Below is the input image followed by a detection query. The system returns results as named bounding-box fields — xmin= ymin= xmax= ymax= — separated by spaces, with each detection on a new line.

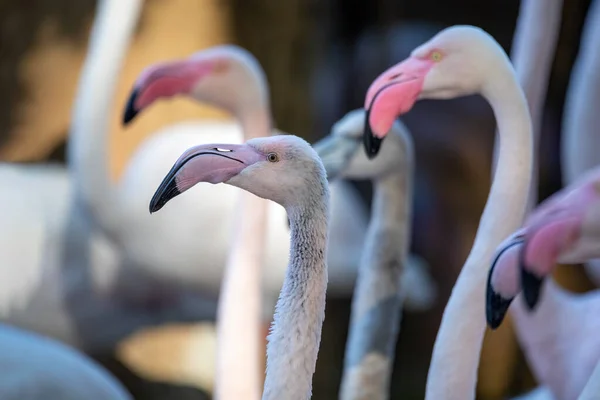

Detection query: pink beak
xmin=123 ymin=59 xmax=214 ymax=125
xmin=149 ymin=143 xmax=264 ymax=213
xmin=363 ymin=56 xmax=434 ymax=158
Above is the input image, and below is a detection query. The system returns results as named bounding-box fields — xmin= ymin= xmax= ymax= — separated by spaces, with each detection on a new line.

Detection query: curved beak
xmin=123 ymin=59 xmax=214 ymax=125
xmin=149 ymin=143 xmax=263 ymax=213
xmin=519 ymin=215 xmax=580 ymax=311
xmin=123 ymin=88 xmax=140 ymax=125
xmin=519 ymin=236 xmax=545 ymax=312
xmin=363 ymin=56 xmax=434 ymax=158
xmin=313 ymin=134 xmax=360 ymax=180
xmin=486 ymin=235 xmax=524 ymax=329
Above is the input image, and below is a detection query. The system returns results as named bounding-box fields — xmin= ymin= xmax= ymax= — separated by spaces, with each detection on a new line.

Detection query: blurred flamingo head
xmin=123 ymin=45 xmax=269 ymax=125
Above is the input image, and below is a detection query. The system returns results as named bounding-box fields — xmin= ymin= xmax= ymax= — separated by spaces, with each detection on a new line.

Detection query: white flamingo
xmin=148 ymin=134 xmax=331 ymax=399
xmin=363 ymin=25 xmax=533 ymax=399
xmin=314 ymin=108 xmax=437 ymax=400
xmin=486 ymin=1 xmax=600 ymax=399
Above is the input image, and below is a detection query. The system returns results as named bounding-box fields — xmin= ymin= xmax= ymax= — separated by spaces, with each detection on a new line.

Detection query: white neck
xmin=491 ymin=0 xmax=562 ymax=211
xmin=262 ymin=200 xmax=329 ymax=400
xmin=67 ymin=0 xmax=142 ymax=234
xmin=504 ymin=0 xmax=567 ymax=368
xmin=561 ymin=0 xmax=600 ymax=282
xmin=562 ymin=0 xmax=600 ymax=184
xmin=215 ymin=106 xmax=272 ymax=400
xmin=340 ymin=134 xmax=414 ymax=399
xmin=425 ymin=63 xmax=533 ymax=399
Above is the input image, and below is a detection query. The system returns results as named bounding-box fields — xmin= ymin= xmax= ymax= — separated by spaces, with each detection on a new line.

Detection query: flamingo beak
xmin=519 ymin=242 xmax=545 ymax=311
xmin=313 ymin=134 xmax=360 ymax=180
xmin=363 ymin=57 xmax=434 ymax=158
xmin=149 ymin=143 xmax=264 ymax=213
xmin=123 ymin=59 xmax=214 ymax=125
xmin=486 ymin=237 xmax=524 ymax=329
xmin=518 ymin=215 xmax=581 ymax=311
xmin=123 ymin=88 xmax=140 ymax=125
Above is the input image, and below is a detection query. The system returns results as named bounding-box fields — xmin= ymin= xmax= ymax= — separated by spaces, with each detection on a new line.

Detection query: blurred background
xmin=0 ymin=0 xmax=596 ymax=399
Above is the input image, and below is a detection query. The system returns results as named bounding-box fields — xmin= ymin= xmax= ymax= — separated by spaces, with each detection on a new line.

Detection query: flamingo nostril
xmin=389 ymin=72 xmax=403 ymax=80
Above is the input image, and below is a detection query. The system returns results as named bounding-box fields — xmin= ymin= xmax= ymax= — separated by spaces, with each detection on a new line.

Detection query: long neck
xmin=562 ymin=0 xmax=600 ymax=184
xmin=67 ymin=0 xmax=142 ymax=233
xmin=561 ymin=0 xmax=600 ymax=282
xmin=215 ymin=106 xmax=272 ymax=400
xmin=261 ymin=197 xmax=330 ymax=400
xmin=491 ymin=0 xmax=562 ymax=211
xmin=340 ymin=138 xmax=413 ymax=400
xmin=425 ymin=66 xmax=533 ymax=399
xmin=506 ymin=0 xmax=566 ymax=354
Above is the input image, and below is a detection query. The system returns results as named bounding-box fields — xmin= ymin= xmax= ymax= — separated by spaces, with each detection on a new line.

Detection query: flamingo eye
xmin=431 ymin=51 xmax=443 ymax=62
xmin=267 ymin=153 xmax=279 ymax=162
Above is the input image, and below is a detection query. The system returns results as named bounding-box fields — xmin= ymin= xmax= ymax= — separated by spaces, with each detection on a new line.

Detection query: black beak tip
xmin=362 ymin=108 xmax=383 ymax=159
xmin=520 ymin=267 xmax=544 ymax=311
xmin=148 ymin=179 xmax=181 ymax=214
xmin=486 ymin=263 xmax=514 ymax=330
xmin=123 ymin=88 xmax=140 ymax=125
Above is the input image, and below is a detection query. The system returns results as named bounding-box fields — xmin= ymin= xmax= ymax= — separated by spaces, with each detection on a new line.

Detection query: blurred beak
xmin=149 ymin=143 xmax=263 ymax=213
xmin=363 ymin=56 xmax=434 ymax=158
xmin=486 ymin=237 xmax=523 ymax=330
xmin=313 ymin=135 xmax=360 ymax=180
xmin=123 ymin=59 xmax=214 ymax=125
xmin=123 ymin=88 xmax=140 ymax=125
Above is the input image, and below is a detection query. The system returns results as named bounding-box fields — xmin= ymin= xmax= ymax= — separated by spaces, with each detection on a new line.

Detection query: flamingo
xmin=123 ymin=45 xmax=275 ymax=400
xmin=484 ymin=1 xmax=600 ymax=398
xmin=314 ymin=108 xmax=437 ymax=399
xmin=0 ymin=323 xmax=131 ymax=399
xmin=149 ymin=134 xmax=331 ymax=399
xmin=363 ymin=25 xmax=533 ymax=399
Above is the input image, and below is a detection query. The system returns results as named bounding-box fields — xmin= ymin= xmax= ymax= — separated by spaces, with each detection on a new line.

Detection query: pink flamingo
xmin=124 ymin=46 xmax=272 ymax=400
xmin=148 ymin=134 xmax=331 ymax=400
xmin=481 ymin=0 xmax=563 ymax=397
xmin=485 ymin=1 xmax=600 ymax=398
xmin=363 ymin=25 xmax=533 ymax=399
xmin=486 ymin=183 xmax=600 ymax=400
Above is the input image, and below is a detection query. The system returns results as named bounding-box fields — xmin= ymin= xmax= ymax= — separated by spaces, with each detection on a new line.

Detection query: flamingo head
xmin=123 ymin=45 xmax=268 ymax=125
xmin=150 ymin=135 xmax=328 ymax=212
xmin=364 ymin=25 xmax=510 ymax=157
xmin=314 ymin=108 xmax=409 ymax=180
xmin=487 ymin=209 xmax=588 ymax=329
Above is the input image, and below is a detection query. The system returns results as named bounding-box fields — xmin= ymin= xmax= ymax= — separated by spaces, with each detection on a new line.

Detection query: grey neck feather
xmin=261 ymin=188 xmax=330 ymax=400
xmin=340 ymin=132 xmax=414 ymax=400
